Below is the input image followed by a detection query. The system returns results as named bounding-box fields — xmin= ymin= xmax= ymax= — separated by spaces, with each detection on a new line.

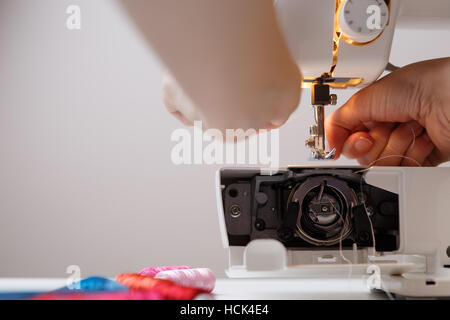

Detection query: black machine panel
xmin=221 ymin=167 xmax=399 ymax=252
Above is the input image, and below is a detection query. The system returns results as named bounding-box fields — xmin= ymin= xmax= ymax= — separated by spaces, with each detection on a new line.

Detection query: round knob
xmin=338 ymin=0 xmax=389 ymax=44
xmin=255 ymin=192 xmax=268 ymax=206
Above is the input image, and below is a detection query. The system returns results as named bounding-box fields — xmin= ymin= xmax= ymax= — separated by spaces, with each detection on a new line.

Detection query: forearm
xmin=120 ymin=0 xmax=301 ymax=129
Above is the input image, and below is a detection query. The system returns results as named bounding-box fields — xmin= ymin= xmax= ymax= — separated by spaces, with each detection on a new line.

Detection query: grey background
xmin=0 ymin=0 xmax=449 ymax=278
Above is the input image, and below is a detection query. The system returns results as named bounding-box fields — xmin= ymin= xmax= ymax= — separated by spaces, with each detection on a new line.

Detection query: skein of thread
xmin=32 ymin=290 xmax=163 ymax=300
xmin=115 ymin=273 xmax=203 ymax=300
xmin=155 ymin=268 xmax=215 ymax=293
xmin=139 ymin=265 xmax=191 ymax=277
xmin=57 ymin=276 xmax=127 ymax=293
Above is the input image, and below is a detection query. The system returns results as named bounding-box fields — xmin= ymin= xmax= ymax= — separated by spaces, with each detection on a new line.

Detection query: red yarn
xmin=31 ymin=290 xmax=163 ymax=300
xmin=115 ymin=273 xmax=205 ymax=300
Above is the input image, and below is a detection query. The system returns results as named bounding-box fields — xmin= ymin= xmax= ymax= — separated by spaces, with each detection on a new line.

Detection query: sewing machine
xmin=276 ymin=0 xmax=445 ymax=160
xmin=216 ymin=0 xmax=450 ymax=298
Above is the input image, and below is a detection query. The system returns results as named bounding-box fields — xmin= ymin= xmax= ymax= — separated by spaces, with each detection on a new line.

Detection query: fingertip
xmin=325 ymin=113 xmax=351 ymax=158
xmin=342 ymin=132 xmax=374 ymax=159
xmin=268 ymin=116 xmax=289 ymax=129
xmin=170 ymin=110 xmax=194 ymax=126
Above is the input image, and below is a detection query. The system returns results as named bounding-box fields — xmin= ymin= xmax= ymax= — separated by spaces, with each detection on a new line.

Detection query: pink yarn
xmin=139 ymin=265 xmax=191 ymax=277
xmin=155 ymin=268 xmax=215 ymax=293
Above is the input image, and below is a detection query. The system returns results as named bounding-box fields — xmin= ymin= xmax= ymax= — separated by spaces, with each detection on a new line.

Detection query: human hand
xmin=121 ymin=0 xmax=302 ymax=132
xmin=162 ymin=73 xmax=202 ymax=126
xmin=325 ymin=58 xmax=450 ymax=166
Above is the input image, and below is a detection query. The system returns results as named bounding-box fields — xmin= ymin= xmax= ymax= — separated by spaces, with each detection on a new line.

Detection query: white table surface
xmin=0 ymin=278 xmax=385 ymax=300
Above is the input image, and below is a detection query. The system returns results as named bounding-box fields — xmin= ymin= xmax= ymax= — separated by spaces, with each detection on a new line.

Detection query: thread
xmin=351 ymin=155 xmax=419 ymax=298
xmin=326 ymin=196 xmax=352 ymax=265
xmin=357 ymin=154 xmax=422 ymax=257
xmin=325 ymin=195 xmax=354 ymax=296
xmin=139 ymin=265 xmax=191 ymax=277
xmin=155 ymin=268 xmax=215 ymax=293
xmin=115 ymin=273 xmax=205 ymax=300
xmin=366 ymin=154 xmax=421 ymax=167
xmin=32 ymin=290 xmax=163 ymax=300
xmin=58 ymin=276 xmax=127 ymax=293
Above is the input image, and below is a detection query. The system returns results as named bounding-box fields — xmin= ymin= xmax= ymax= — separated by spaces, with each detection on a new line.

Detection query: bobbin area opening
xmin=221 ymin=167 xmax=399 ymax=252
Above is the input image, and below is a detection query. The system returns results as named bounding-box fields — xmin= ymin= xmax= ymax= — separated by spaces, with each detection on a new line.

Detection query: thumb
xmin=325 ymin=68 xmax=419 ymax=159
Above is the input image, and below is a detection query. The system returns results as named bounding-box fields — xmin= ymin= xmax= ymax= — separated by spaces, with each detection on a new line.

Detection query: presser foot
xmin=306 ymin=146 xmax=336 ymax=160
xmin=304 ymin=74 xmax=341 ymax=161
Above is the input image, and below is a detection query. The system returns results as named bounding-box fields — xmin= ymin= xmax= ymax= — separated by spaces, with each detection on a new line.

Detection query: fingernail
xmin=354 ymin=136 xmax=373 ymax=152
xmin=364 ymin=121 xmax=376 ymax=130
xmin=270 ymin=118 xmax=286 ymax=127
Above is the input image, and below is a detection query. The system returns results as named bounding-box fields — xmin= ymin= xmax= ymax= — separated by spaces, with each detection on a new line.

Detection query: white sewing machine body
xmin=276 ymin=0 xmax=450 ymax=86
xmin=216 ymin=167 xmax=450 ymax=298
xmin=214 ymin=0 xmax=450 ymax=298
xmin=276 ymin=0 xmax=401 ymax=87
